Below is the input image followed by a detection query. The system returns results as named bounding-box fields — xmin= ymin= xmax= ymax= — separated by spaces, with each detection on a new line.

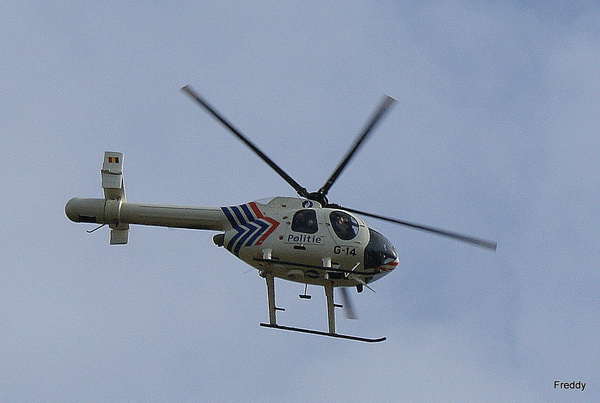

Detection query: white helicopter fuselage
xmin=65 ymin=195 xmax=398 ymax=289
xmin=219 ymin=196 xmax=398 ymax=288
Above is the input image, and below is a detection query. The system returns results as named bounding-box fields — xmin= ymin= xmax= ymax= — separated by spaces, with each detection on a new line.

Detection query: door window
xmin=291 ymin=209 xmax=318 ymax=234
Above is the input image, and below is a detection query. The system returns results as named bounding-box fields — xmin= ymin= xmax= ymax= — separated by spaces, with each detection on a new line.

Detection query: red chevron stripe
xmin=249 ymin=202 xmax=280 ymax=245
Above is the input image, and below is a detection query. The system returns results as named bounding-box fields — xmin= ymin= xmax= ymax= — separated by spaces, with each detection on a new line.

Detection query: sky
xmin=1 ymin=1 xmax=599 ymax=402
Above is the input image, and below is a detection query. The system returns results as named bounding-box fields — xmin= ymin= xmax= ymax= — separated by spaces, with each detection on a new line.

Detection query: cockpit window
xmin=291 ymin=209 xmax=318 ymax=234
xmin=364 ymin=228 xmax=397 ymax=270
xmin=329 ymin=211 xmax=359 ymax=240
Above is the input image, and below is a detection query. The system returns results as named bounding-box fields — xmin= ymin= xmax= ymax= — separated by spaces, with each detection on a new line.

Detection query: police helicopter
xmin=65 ymin=85 xmax=496 ymax=342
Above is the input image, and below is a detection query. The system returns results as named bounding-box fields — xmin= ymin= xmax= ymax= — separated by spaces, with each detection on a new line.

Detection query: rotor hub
xmin=307 ymin=191 xmax=328 ymax=208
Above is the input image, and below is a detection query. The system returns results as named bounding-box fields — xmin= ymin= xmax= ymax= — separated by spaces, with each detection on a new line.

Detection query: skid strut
xmin=263 ymin=271 xmax=284 ymax=325
xmin=324 ymin=283 xmax=336 ymax=334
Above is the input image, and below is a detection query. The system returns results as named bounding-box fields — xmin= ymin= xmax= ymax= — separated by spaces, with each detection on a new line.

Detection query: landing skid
xmin=260 ymin=323 xmax=386 ymax=343
xmin=260 ymin=269 xmax=386 ymax=343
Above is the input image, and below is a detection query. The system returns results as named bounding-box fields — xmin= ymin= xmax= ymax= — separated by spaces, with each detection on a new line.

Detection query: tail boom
xmin=65 ymin=198 xmax=228 ymax=231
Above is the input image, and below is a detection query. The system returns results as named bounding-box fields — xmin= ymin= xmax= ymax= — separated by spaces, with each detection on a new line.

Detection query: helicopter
xmin=65 ymin=85 xmax=496 ymax=342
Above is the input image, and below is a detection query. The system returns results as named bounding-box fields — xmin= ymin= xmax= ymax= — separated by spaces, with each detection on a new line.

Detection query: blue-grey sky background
xmin=1 ymin=2 xmax=598 ymax=402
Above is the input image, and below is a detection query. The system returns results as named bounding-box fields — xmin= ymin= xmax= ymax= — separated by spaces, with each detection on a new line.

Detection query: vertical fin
xmin=101 ymin=151 xmax=129 ymax=244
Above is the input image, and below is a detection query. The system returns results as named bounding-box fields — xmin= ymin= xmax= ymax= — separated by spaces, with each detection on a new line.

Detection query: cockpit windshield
xmin=329 ymin=211 xmax=359 ymax=240
xmin=364 ymin=229 xmax=397 ymax=270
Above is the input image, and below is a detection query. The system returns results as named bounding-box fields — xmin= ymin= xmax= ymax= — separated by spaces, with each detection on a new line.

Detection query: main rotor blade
xmin=318 ymin=95 xmax=397 ymax=197
xmin=182 ymin=85 xmax=309 ymax=199
xmin=339 ymin=287 xmax=358 ymax=320
xmin=342 ymin=206 xmax=497 ymax=251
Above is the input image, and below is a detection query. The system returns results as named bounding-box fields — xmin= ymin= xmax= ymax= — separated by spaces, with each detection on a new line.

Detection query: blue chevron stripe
xmin=239 ymin=203 xmax=267 ymax=246
xmin=227 ymin=206 xmax=246 ymax=253
xmin=246 ymin=219 xmax=268 ymax=246
xmin=234 ymin=221 xmax=261 ymax=256
xmin=240 ymin=204 xmax=254 ymax=221
xmin=221 ymin=203 xmax=275 ymax=257
xmin=222 ymin=207 xmax=237 ymax=227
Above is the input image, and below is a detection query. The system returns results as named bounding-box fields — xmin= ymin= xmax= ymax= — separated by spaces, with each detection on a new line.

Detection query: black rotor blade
xmin=341 ymin=206 xmax=497 ymax=251
xmin=318 ymin=95 xmax=396 ymax=197
xmin=182 ymin=85 xmax=309 ymax=199
xmin=339 ymin=287 xmax=358 ymax=320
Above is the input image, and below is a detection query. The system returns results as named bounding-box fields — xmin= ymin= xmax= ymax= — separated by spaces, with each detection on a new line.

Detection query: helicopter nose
xmin=381 ymin=257 xmax=399 ymax=272
xmin=364 ymin=228 xmax=398 ymax=271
